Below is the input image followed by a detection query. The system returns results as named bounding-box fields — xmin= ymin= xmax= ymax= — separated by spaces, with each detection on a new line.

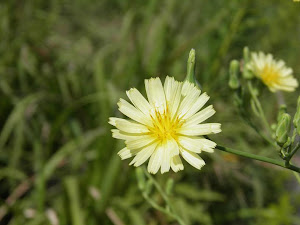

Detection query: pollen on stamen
xmin=247 ymin=51 xmax=298 ymax=92
xmin=147 ymin=106 xmax=183 ymax=144
xmin=261 ymin=66 xmax=280 ymax=87
xmin=109 ymin=76 xmax=221 ymax=174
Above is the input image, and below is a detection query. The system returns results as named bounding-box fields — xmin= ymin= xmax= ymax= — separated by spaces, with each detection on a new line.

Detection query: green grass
xmin=1 ymin=0 xmax=300 ymax=224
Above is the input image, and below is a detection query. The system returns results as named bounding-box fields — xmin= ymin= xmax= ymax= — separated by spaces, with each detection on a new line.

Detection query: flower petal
xmin=180 ymin=148 xmax=205 ymax=170
xmin=118 ymin=99 xmax=152 ymax=126
xmin=118 ymin=147 xmax=140 ymax=160
xmin=147 ymin=144 xmax=163 ymax=174
xmin=108 ymin=117 xmax=120 ymax=127
xmin=129 ymin=142 xmax=157 ymax=167
xmin=145 ymin=77 xmax=166 ymax=114
xmin=178 ymin=136 xmax=202 ymax=153
xmin=161 ymin=145 xmax=171 ymax=174
xmin=181 ymin=92 xmax=210 ymax=120
xmin=166 ymin=138 xmax=179 ymax=156
xmin=177 ymin=81 xmax=201 ymax=118
xmin=178 ymin=136 xmax=216 ymax=153
xmin=126 ymin=88 xmax=152 ymax=116
xmin=112 ymin=129 xmax=137 ymax=140
xmin=115 ymin=119 xmax=149 ymax=134
xmin=198 ymin=138 xmax=216 ymax=153
xmin=125 ymin=135 xmax=155 ymax=150
xmin=171 ymin=155 xmax=184 ymax=172
xmin=183 ymin=105 xmax=216 ymax=126
xmin=178 ymin=123 xmax=222 ymax=136
xmin=164 ymin=76 xmax=183 ymax=119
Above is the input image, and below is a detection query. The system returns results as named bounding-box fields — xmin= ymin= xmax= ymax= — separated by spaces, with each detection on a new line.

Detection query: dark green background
xmin=0 ymin=0 xmax=300 ymax=224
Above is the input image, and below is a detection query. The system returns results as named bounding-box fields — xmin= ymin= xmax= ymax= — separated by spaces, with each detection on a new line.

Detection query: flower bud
xmin=185 ymin=49 xmax=196 ymax=84
xmin=228 ymin=60 xmax=240 ymax=89
xmin=242 ymin=47 xmax=254 ymax=79
xmin=293 ymin=96 xmax=300 ymax=135
xmin=276 ymin=113 xmax=291 ymax=146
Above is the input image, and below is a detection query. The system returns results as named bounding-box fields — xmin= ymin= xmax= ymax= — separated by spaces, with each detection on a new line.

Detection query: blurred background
xmin=0 ymin=0 xmax=300 ymax=224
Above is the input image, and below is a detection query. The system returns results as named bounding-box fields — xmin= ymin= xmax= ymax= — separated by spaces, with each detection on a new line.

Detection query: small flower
xmin=247 ymin=52 xmax=298 ymax=92
xmin=109 ymin=77 xmax=221 ymax=174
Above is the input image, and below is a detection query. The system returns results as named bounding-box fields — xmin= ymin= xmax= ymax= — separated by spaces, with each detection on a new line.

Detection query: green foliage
xmin=0 ymin=0 xmax=300 ymax=224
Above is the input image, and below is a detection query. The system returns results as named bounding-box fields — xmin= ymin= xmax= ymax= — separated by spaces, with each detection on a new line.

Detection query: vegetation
xmin=0 ymin=0 xmax=300 ymax=224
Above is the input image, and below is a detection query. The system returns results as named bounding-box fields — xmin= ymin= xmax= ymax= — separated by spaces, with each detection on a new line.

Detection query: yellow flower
xmin=247 ymin=52 xmax=298 ymax=92
xmin=109 ymin=77 xmax=221 ymax=174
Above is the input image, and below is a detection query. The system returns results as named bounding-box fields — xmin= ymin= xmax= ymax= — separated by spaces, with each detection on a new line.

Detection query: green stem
xmin=215 ymin=145 xmax=300 ymax=173
xmin=141 ymin=192 xmax=186 ymax=225
xmin=242 ymin=113 xmax=276 ymax=147
xmin=291 ymin=129 xmax=298 ymax=144
xmin=142 ymin=167 xmax=169 ymax=203
xmin=247 ymin=82 xmax=273 ymax=135
xmin=142 ymin=167 xmax=186 ymax=225
xmin=139 ymin=167 xmax=186 ymax=225
xmin=285 ymin=143 xmax=300 ymax=166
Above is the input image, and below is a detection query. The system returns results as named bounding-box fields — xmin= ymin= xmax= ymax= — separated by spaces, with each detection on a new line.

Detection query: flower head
xmin=247 ymin=52 xmax=298 ymax=92
xmin=109 ymin=77 xmax=221 ymax=174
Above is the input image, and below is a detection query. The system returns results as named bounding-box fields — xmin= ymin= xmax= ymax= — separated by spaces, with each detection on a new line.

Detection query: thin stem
xmin=235 ymin=92 xmax=276 ymax=147
xmin=142 ymin=167 xmax=169 ymax=203
xmin=247 ymin=81 xmax=273 ymax=135
xmin=243 ymin=114 xmax=276 ymax=147
xmin=285 ymin=143 xmax=300 ymax=166
xmin=139 ymin=167 xmax=186 ymax=225
xmin=292 ymin=129 xmax=298 ymax=144
xmin=141 ymin=192 xmax=186 ymax=225
xmin=215 ymin=144 xmax=300 ymax=173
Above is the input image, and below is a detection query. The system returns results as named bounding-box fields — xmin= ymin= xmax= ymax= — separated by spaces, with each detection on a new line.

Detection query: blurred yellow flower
xmin=247 ymin=52 xmax=298 ymax=92
xmin=109 ymin=77 xmax=221 ymax=174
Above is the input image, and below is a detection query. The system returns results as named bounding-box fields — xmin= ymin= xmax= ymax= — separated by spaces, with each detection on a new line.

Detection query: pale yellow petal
xmin=181 ymin=81 xmax=199 ymax=97
xmin=164 ymin=76 xmax=183 ymax=119
xmin=112 ymin=129 xmax=137 ymax=140
xmin=161 ymin=143 xmax=171 ymax=174
xmin=115 ymin=119 xmax=149 ymax=134
xmin=248 ymin=51 xmax=298 ymax=92
xmin=109 ymin=76 xmax=222 ymax=173
xmin=166 ymin=138 xmax=179 ymax=156
xmin=181 ymin=92 xmax=210 ymax=120
xmin=147 ymin=144 xmax=163 ymax=174
xmin=177 ymin=82 xmax=201 ymax=118
xmin=125 ymin=135 xmax=155 ymax=150
xmin=177 ymin=136 xmax=202 ymax=153
xmin=118 ymin=147 xmax=140 ymax=160
xmin=129 ymin=143 xmax=157 ymax=167
xmin=108 ymin=117 xmax=120 ymax=126
xmin=171 ymin=155 xmax=184 ymax=172
xmin=126 ymin=88 xmax=152 ymax=116
xmin=145 ymin=77 xmax=166 ymax=114
xmin=197 ymin=138 xmax=216 ymax=153
xmin=178 ymin=136 xmax=216 ymax=153
xmin=118 ymin=99 xmax=152 ymax=126
xmin=178 ymin=123 xmax=221 ymax=136
xmin=180 ymin=148 xmax=205 ymax=170
xmin=183 ymin=105 xmax=216 ymax=126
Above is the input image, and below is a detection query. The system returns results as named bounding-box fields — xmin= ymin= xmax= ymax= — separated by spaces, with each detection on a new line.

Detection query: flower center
xmin=261 ymin=65 xmax=280 ymax=86
xmin=148 ymin=106 xmax=183 ymax=143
